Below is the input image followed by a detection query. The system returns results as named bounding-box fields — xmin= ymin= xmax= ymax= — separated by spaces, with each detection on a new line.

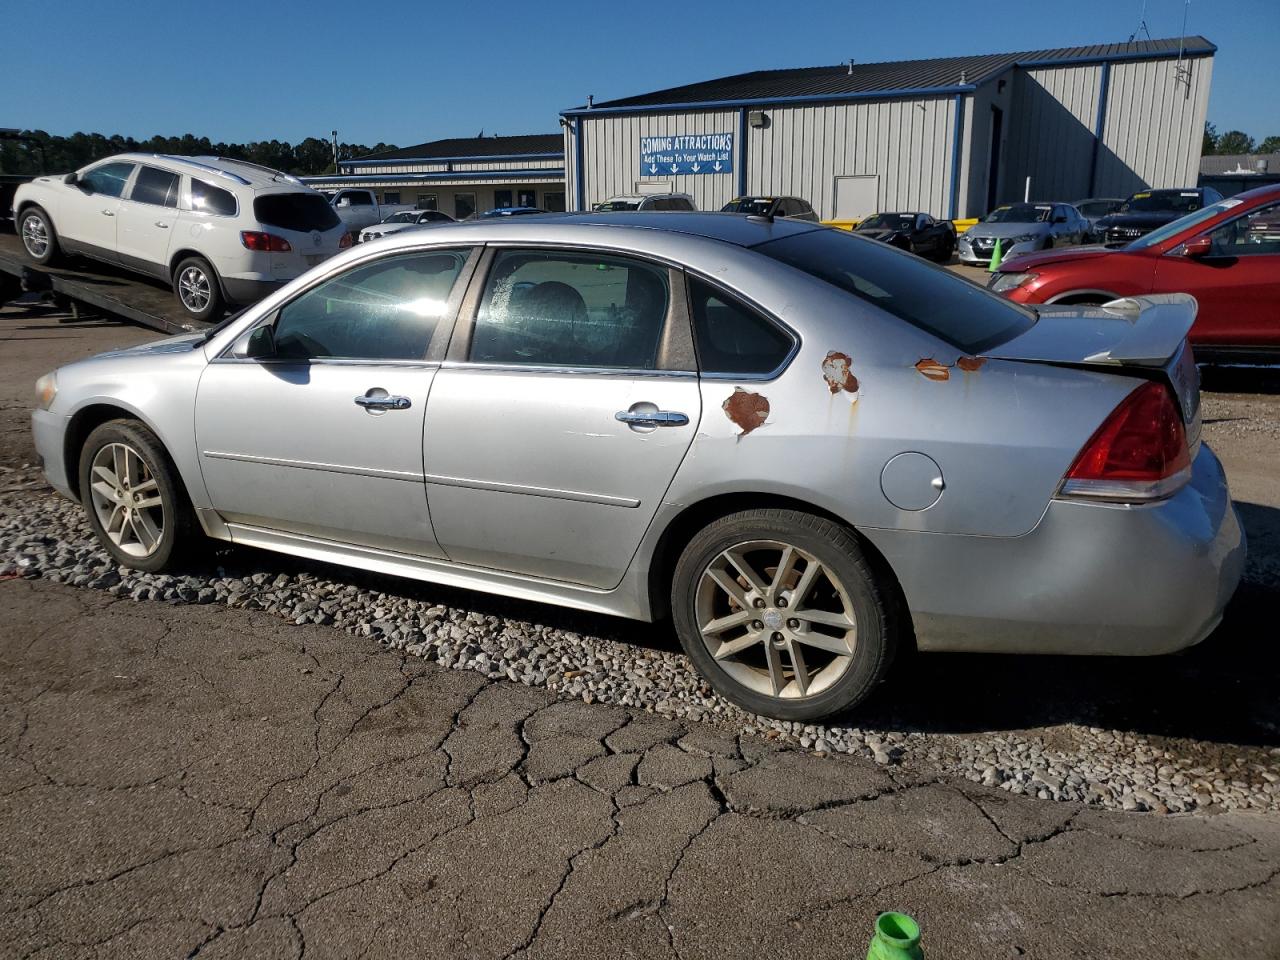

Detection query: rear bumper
xmin=865 ymin=443 xmax=1246 ymax=655
xmin=32 ymin=409 xmax=74 ymax=500
xmin=221 ymin=276 xmax=285 ymax=305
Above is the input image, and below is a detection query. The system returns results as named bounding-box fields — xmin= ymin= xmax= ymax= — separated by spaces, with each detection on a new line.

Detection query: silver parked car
xmin=30 ymin=214 xmax=1244 ymax=721
xmin=957 ymin=201 xmax=1089 ymax=264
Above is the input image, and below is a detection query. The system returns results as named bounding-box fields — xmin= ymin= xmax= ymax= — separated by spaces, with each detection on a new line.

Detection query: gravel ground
xmin=3 ymin=489 xmax=1277 ymax=817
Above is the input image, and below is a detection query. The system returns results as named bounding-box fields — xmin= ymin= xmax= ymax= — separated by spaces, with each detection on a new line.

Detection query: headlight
xmin=35 ymin=372 xmax=57 ymax=411
xmin=1006 ymin=234 xmax=1037 ymax=245
xmin=988 ymin=271 xmax=1038 ymax=294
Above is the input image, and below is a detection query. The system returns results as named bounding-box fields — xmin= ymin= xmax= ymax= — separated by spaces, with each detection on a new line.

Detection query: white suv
xmin=14 ymin=154 xmax=351 ymax=321
xmin=592 ymin=193 xmax=697 ymax=212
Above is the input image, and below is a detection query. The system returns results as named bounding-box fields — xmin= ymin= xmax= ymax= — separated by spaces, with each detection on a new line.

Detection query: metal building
xmin=303 ymin=133 xmax=566 ymax=219
xmin=561 ymin=37 xmax=1215 ymax=220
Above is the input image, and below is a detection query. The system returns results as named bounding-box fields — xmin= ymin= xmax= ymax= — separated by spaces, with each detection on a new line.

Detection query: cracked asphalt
xmin=3 ymin=579 xmax=1280 ymax=960
xmin=2 ymin=302 xmax=1280 ymax=958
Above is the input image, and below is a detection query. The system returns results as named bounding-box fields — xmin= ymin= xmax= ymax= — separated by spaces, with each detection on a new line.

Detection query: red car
xmin=989 ymin=183 xmax=1280 ymax=359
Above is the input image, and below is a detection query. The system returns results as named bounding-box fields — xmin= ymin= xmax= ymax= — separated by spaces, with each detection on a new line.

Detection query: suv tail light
xmin=1059 ymin=380 xmax=1192 ymax=501
xmin=240 ymin=230 xmax=292 ymax=252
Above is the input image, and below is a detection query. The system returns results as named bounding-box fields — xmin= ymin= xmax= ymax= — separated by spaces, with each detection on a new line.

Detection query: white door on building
xmin=834 ymin=175 xmax=879 ymax=220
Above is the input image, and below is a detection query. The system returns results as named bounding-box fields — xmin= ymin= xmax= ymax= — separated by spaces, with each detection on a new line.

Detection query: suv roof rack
xmin=156 ymin=155 xmax=251 ymax=186
xmin=211 ymin=157 xmax=304 ymax=185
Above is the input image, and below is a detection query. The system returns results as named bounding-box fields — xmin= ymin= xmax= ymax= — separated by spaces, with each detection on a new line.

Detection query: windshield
xmin=593 ymin=200 xmax=641 ymax=211
xmin=983 ymin=204 xmax=1051 ymax=224
xmin=721 ymin=198 xmax=776 ymax=215
xmin=755 ymin=229 xmax=1035 ymax=353
xmin=254 ymin=193 xmax=341 ymax=232
xmin=1126 ymin=199 xmax=1238 ymax=250
xmin=1075 ymin=200 xmax=1119 ymax=217
xmin=858 ymin=214 xmax=915 ymax=231
xmin=1120 ymin=191 xmax=1202 ymax=214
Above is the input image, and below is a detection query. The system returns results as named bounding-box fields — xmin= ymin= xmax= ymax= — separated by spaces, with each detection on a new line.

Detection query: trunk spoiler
xmin=984 ymin=294 xmax=1197 ymax=368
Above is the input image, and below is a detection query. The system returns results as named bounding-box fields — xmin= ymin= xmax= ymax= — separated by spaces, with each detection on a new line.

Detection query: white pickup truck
xmin=327 ymin=188 xmax=418 ymax=234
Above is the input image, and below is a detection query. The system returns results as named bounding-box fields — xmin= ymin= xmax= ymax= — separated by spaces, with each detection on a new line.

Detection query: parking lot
xmin=2 ymin=298 xmax=1279 ymax=958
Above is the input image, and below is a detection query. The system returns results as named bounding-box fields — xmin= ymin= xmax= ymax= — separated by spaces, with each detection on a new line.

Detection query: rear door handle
xmin=354 ymin=394 xmax=412 ymax=410
xmin=155 ymin=221 xmax=169 ymax=228
xmin=615 ymin=409 xmax=688 ymax=427
xmin=101 ymin=209 xmax=115 ymax=216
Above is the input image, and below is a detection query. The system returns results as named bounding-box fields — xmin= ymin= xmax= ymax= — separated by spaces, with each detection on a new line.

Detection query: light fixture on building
xmin=748 ymin=111 xmax=768 ymax=128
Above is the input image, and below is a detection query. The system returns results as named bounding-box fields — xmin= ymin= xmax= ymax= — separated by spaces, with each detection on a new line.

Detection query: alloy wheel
xmin=695 ymin=539 xmax=857 ymax=699
xmin=177 ymin=266 xmax=211 ymax=313
xmin=21 ymin=215 xmax=48 ymax=258
xmin=87 ymin=442 xmax=165 ymax=558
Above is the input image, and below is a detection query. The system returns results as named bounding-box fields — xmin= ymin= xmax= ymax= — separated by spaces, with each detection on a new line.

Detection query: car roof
xmin=90 ymin=153 xmax=313 ymax=194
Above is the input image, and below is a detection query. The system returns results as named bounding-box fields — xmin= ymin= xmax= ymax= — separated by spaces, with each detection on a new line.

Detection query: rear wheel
xmin=78 ymin=420 xmax=198 ymax=572
xmin=671 ymin=509 xmax=897 ymax=721
xmin=20 ymin=207 xmax=60 ymax=265
xmin=173 ymin=255 xmax=225 ymax=322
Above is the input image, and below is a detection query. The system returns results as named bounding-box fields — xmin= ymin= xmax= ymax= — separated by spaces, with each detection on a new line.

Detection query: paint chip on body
xmin=822 ymin=351 xmax=860 ymax=396
xmin=915 ymin=358 xmax=950 ymax=382
xmin=722 ymin=388 xmax=770 ymax=436
xmin=956 ymin=356 xmax=987 ymax=372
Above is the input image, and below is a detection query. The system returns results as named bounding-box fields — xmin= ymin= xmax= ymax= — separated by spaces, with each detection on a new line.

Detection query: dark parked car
xmin=989 ymin=183 xmax=1280 ymax=358
xmin=720 ymin=196 xmax=819 ymax=222
xmin=1097 ymin=187 xmax=1224 ymax=246
xmin=854 ymin=212 xmax=956 ymax=261
xmin=1072 ymin=198 xmax=1125 ymax=241
xmin=478 ymin=206 xmax=549 ymax=219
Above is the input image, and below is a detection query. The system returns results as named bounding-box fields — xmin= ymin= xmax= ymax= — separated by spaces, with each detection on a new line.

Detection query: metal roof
xmin=567 ymin=36 xmax=1215 ymax=113
xmin=1200 ymin=153 xmax=1280 ymax=175
xmin=354 ymin=133 xmax=564 ymax=163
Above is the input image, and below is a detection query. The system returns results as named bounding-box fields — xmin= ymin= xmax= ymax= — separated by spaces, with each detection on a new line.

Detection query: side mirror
xmin=230 ymin=325 xmax=276 ymax=360
xmin=62 ymin=172 xmax=78 ymax=185
xmin=1182 ymin=235 xmax=1213 ymax=259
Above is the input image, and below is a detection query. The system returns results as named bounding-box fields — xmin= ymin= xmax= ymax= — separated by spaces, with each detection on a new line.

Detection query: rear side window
xmin=687 ymin=277 xmax=795 ymax=376
xmin=669 ymin=197 xmax=695 ymax=211
xmin=341 ymin=191 xmax=374 ymax=206
xmin=129 ymin=166 xmax=179 ymax=207
xmin=755 ymin=229 xmax=1034 ymax=353
xmin=254 ymin=193 xmax=341 ymax=232
xmin=190 ymin=179 xmax=237 ymax=217
xmin=272 ymin=250 xmax=470 ymax=361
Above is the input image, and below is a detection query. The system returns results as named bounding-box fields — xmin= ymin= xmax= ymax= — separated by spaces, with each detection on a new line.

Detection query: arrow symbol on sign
xmin=713 ymin=161 xmax=722 ymax=172
xmin=671 ymin=163 xmax=679 ymax=173
xmin=649 ymin=163 xmax=657 ymax=174
xmin=691 ymin=162 xmax=700 ymax=172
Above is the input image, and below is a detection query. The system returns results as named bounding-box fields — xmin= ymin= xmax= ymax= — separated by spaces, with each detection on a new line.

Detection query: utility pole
xmin=331 ymin=130 xmax=339 ymax=173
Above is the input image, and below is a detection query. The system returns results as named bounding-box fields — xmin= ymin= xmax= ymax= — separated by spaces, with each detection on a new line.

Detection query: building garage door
xmin=834 ymin=175 xmax=879 ymax=220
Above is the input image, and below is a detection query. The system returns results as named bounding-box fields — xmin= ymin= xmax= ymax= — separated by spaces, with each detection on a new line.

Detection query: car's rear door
xmin=195 ymin=246 xmax=479 ymax=556
xmin=422 ymin=246 xmax=701 ymax=588
xmin=116 ymin=165 xmax=179 ymax=278
xmin=1153 ymin=198 xmax=1280 ymax=348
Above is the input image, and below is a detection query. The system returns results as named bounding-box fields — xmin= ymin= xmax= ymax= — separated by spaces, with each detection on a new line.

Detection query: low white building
xmin=303 ymin=133 xmax=566 ymax=219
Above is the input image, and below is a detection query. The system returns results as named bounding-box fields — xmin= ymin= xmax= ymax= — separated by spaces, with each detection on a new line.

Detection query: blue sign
xmin=640 ymin=133 xmax=734 ymax=176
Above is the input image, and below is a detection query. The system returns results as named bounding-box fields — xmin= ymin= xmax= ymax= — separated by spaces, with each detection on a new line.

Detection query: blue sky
xmin=10 ymin=0 xmax=1278 ymax=145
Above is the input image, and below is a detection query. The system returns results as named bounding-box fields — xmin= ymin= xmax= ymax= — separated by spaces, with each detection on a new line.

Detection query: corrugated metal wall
xmin=1002 ymin=65 xmax=1104 ymax=203
xmin=346 ymin=157 xmax=563 ymax=176
xmin=745 ymin=99 xmax=955 ymax=219
xmin=574 ymin=109 xmax=740 ymax=212
xmin=1097 ymin=55 xmax=1212 ymax=196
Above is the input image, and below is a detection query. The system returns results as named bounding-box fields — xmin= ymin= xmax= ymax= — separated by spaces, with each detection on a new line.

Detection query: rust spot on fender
xmin=821 ymin=351 xmax=860 ymax=395
xmin=956 ymin=356 xmax=987 ymax=373
xmin=915 ymin=358 xmax=951 ymax=382
xmin=722 ymin=388 xmax=770 ymax=436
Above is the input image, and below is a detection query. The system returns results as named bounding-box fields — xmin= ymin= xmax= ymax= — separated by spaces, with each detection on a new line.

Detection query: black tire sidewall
xmin=172 ymin=256 xmax=225 ymax=322
xmin=20 ymin=207 xmax=59 ymax=265
xmin=78 ymin=420 xmax=190 ymax=572
xmin=671 ymin=509 xmax=893 ymax=721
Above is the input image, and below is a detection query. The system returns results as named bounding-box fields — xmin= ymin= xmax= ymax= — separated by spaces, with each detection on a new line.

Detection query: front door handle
xmin=615 ymin=409 xmax=688 ymax=427
xmin=101 ymin=209 xmax=115 ymax=216
xmin=155 ymin=221 xmax=169 ymax=228
xmin=354 ymin=394 xmax=412 ymax=410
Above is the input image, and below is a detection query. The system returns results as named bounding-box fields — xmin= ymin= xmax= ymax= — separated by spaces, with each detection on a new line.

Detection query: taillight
xmin=1059 ymin=380 xmax=1192 ymax=501
xmin=339 ymin=231 xmax=354 ymax=249
xmin=240 ymin=230 xmax=292 ymax=252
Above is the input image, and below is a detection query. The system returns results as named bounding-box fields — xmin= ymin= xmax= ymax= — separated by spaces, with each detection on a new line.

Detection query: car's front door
xmin=195 ymin=246 xmax=478 ymax=556
xmin=61 ymin=161 xmax=136 ymax=259
xmin=423 ymin=247 xmax=702 ymax=588
xmin=116 ymin=165 xmax=180 ymax=278
xmin=1154 ymin=199 xmax=1280 ymax=348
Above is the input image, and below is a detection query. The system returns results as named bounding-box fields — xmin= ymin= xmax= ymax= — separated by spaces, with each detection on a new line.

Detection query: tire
xmin=19 ymin=206 xmax=60 ymax=265
xmin=172 ymin=255 xmax=225 ymax=322
xmin=78 ymin=419 xmax=199 ymax=572
xmin=671 ymin=508 xmax=898 ymax=721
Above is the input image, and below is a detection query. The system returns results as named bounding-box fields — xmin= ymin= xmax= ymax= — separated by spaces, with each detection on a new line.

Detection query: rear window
xmin=755 ymin=229 xmax=1035 ymax=353
xmin=254 ymin=193 xmax=341 ymax=232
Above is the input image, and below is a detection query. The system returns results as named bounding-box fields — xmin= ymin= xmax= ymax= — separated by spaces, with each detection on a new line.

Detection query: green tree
xmin=1215 ymin=130 xmax=1256 ymax=155
xmin=1259 ymin=136 xmax=1280 ymax=154
xmin=1202 ymin=121 xmax=1218 ymax=155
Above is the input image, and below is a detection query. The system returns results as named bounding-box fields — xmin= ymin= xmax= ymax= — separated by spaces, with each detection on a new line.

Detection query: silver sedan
xmin=30 ymin=214 xmax=1245 ymax=721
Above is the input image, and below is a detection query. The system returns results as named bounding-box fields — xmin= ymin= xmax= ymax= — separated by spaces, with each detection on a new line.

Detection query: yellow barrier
xmin=822 ymin=217 xmax=980 ymax=233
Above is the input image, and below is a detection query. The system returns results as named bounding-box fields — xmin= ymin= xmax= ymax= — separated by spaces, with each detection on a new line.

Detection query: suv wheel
xmin=173 ymin=255 xmax=225 ymax=322
xmin=20 ymin=207 xmax=60 ymax=265
xmin=671 ymin=509 xmax=898 ymax=721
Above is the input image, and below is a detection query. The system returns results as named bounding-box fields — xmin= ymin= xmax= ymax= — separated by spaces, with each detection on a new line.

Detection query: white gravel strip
xmin=3 ymin=493 xmax=1277 ymax=816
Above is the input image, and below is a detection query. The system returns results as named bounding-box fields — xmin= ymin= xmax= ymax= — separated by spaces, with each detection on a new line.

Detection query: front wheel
xmin=671 ymin=509 xmax=898 ymax=721
xmin=173 ymin=255 xmax=225 ymax=322
xmin=20 ymin=207 xmax=60 ymax=265
xmin=78 ymin=420 xmax=198 ymax=572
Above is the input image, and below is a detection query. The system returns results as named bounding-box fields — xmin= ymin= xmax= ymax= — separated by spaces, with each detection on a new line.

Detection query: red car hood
xmin=999 ymin=244 xmax=1120 ymax=272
